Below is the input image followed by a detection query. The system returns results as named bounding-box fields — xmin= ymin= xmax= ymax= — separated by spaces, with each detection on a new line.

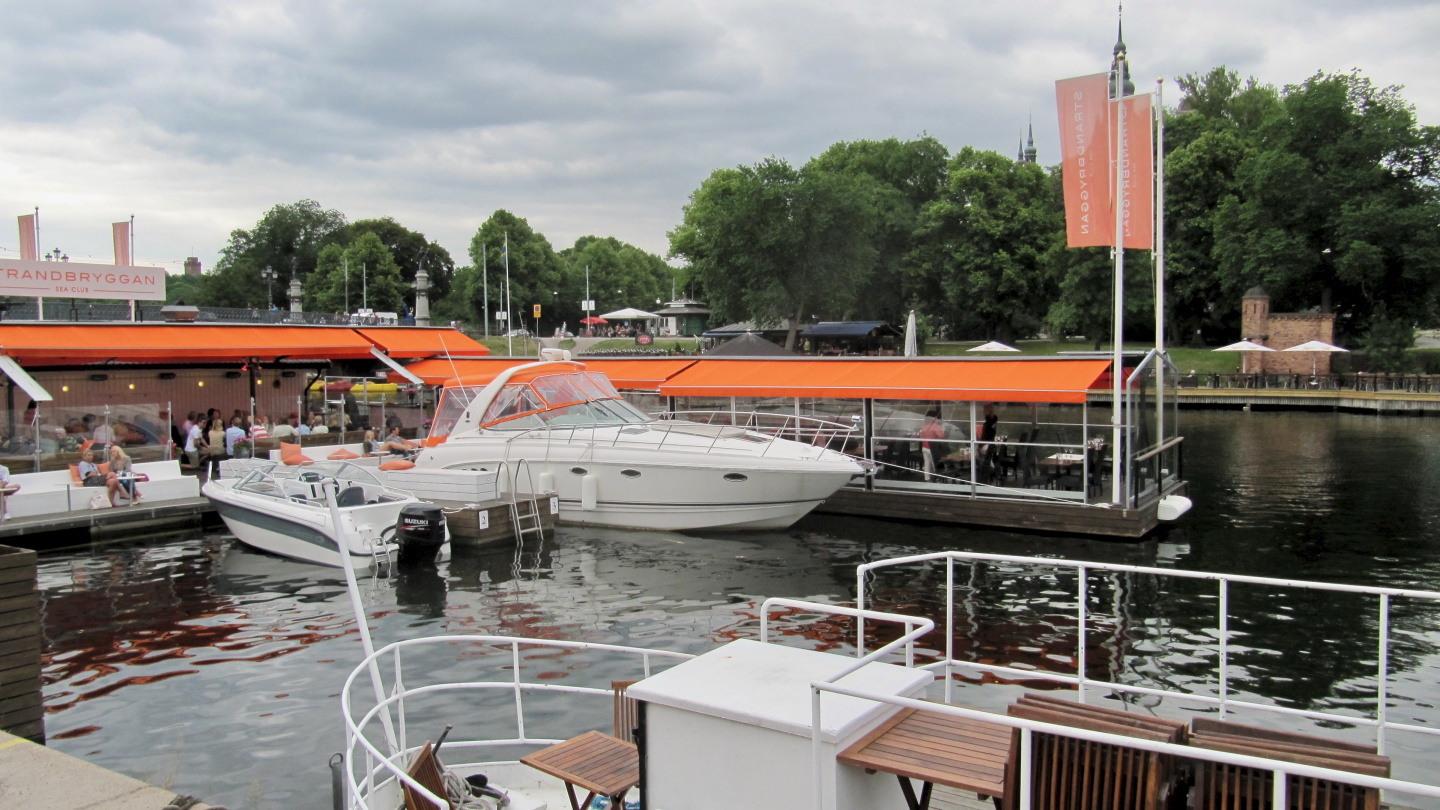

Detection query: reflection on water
xmin=34 ymin=410 xmax=1440 ymax=809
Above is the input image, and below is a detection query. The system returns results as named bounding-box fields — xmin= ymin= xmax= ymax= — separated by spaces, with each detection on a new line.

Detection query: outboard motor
xmin=395 ymin=504 xmax=446 ymax=567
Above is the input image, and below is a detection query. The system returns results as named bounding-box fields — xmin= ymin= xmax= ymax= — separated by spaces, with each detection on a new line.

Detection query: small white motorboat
xmin=202 ymin=460 xmax=450 ymax=571
xmin=413 ymin=358 xmax=865 ymax=531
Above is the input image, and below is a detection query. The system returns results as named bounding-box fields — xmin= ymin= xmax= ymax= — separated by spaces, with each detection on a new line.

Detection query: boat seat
xmin=336 ymin=486 xmax=366 ymax=508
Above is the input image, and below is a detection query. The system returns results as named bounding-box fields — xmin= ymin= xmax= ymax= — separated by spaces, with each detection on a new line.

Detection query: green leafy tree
xmin=910 ymin=148 xmax=1059 ymax=342
xmin=201 ymin=200 xmax=346 ymax=308
xmin=306 ymin=232 xmax=406 ymax=314
xmin=669 ymin=158 xmax=882 ymax=349
xmin=1212 ymin=70 xmax=1440 ymax=345
xmin=340 ymin=218 xmax=456 ymax=307
xmin=808 ymin=137 xmax=949 ymax=323
xmin=557 ymin=236 xmax=672 ymax=331
xmin=448 ymin=210 xmax=565 ymax=334
xmin=164 ymin=272 xmax=204 ymax=305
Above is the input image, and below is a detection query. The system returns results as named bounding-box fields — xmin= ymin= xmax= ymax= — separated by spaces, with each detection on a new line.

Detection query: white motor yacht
xmin=203 ymin=460 xmax=450 ymax=571
xmin=412 ymin=359 xmax=864 ymax=531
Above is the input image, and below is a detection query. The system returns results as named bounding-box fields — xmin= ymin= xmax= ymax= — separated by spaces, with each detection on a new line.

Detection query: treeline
xmin=175 ymin=206 xmax=676 ymax=333
xmin=670 ymin=67 xmax=1440 ymax=366
xmin=178 ymin=65 xmax=1439 ymax=370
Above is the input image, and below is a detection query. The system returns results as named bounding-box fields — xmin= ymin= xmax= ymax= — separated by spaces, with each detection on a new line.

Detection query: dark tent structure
xmin=703 ymin=332 xmax=795 ymax=357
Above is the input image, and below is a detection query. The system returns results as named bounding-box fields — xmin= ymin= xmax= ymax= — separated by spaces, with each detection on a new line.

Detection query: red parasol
xmin=580 ymin=316 xmax=608 ymax=324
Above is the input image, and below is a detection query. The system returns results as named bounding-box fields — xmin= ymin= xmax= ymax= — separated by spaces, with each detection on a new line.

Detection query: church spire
xmin=1024 ymin=116 xmax=1037 ymax=164
xmin=1109 ymin=5 xmax=1134 ymax=98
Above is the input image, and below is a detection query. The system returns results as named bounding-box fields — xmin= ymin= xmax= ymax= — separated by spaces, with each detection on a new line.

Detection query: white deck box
xmin=628 ymin=639 xmax=930 ymax=810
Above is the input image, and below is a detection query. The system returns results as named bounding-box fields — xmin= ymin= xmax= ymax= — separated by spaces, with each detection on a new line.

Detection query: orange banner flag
xmin=1056 ymin=75 xmax=1155 ymax=249
xmin=17 ymin=214 xmax=36 ymax=261
xmin=1118 ymin=93 xmax=1153 ymax=250
xmin=112 ymin=221 xmax=131 ymax=265
xmin=1056 ymin=73 xmax=1113 ymax=247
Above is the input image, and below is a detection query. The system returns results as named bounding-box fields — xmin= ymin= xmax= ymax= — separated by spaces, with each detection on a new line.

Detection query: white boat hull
xmin=204 ymin=481 xmax=449 ymax=570
xmin=419 ymin=432 xmax=862 ymax=531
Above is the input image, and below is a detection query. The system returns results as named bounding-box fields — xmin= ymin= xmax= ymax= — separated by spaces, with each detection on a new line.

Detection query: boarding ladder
xmin=507 ymin=458 xmax=546 ymax=543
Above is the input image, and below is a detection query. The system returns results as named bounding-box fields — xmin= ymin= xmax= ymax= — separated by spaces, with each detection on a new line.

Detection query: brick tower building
xmin=1240 ymin=287 xmax=1337 ymax=374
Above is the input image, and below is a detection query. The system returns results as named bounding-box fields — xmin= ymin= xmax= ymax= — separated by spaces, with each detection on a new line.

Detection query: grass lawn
xmin=925 ymin=340 xmax=1242 ymax=374
xmin=474 ymin=335 xmax=542 ymax=357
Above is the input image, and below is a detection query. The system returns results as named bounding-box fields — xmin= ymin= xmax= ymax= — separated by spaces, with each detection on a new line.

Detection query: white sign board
xmin=0 ymin=258 xmax=166 ymax=301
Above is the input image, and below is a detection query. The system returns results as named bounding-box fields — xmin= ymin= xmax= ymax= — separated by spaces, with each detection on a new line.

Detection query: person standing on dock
xmin=920 ymin=408 xmax=946 ymax=482
xmin=184 ymin=419 xmax=204 ymax=471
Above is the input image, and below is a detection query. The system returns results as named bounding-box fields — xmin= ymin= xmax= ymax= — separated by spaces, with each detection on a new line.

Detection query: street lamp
xmin=260 ymin=266 xmax=277 ymax=310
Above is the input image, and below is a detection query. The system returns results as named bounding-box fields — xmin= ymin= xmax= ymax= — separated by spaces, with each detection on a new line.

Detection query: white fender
xmin=538 ymin=471 xmax=556 ymax=494
xmin=1157 ymin=495 xmax=1193 ymax=521
xmin=581 ymin=474 xmax=598 ymax=511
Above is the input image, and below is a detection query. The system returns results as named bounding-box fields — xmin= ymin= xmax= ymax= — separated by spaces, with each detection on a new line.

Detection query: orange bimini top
xmin=0 ymin=323 xmax=378 ymax=365
xmin=657 ymin=358 xmax=1112 ymax=404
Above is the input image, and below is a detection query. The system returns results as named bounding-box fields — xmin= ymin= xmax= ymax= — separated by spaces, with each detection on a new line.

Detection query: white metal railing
xmin=341 ymin=635 xmax=694 ymax=810
xmin=662 ymin=410 xmax=856 ymax=453
xmin=481 ymin=411 xmax=854 ymax=471
xmin=855 ymin=551 xmax=1440 ymax=755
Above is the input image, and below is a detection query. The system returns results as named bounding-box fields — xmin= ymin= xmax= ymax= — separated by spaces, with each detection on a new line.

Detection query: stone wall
xmin=1264 ymin=313 xmax=1337 ymax=374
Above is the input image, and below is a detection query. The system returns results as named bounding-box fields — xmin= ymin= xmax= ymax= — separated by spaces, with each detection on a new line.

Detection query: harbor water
xmin=34 ymin=409 xmax=1440 ymax=809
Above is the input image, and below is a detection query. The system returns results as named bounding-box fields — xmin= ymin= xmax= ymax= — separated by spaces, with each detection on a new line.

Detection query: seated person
xmin=77 ymin=449 xmax=107 ymax=488
xmin=106 ymin=445 xmax=143 ymax=505
xmin=369 ymin=426 xmax=418 ymax=456
xmin=0 ymin=462 xmax=17 ymax=521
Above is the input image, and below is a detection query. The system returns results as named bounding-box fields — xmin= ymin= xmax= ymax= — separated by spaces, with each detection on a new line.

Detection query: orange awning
xmin=575 ymin=359 xmax=697 ymax=390
xmin=355 ymin=328 xmax=488 ymax=359
xmin=390 ymin=357 xmax=697 ymax=391
xmin=0 ymin=324 xmax=376 ymax=364
xmin=657 ymin=358 xmax=1112 ymax=403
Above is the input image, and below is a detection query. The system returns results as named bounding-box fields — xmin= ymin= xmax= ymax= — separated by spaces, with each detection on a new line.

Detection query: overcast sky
xmin=1 ymin=0 xmax=1436 ymax=275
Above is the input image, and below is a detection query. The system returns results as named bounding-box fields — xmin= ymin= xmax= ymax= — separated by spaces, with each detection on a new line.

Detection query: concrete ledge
xmin=0 ymin=731 xmax=214 ymax=810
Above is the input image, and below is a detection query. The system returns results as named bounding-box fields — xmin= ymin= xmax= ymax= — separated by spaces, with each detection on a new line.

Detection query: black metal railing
xmin=1178 ymin=372 xmax=1440 ymax=394
xmin=0 ymin=302 xmax=412 ymax=327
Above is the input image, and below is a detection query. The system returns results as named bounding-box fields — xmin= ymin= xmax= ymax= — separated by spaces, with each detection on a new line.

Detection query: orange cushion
xmin=328 ymin=449 xmax=359 ymax=460
xmin=283 ymin=456 xmax=314 ymax=466
xmin=280 ymin=442 xmax=303 ymax=458
xmin=378 ymin=459 xmax=415 ymax=471
xmin=69 ymin=464 xmax=81 ymax=482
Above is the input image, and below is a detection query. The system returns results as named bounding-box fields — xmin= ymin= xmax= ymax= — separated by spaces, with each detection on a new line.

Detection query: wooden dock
xmin=434 ymin=493 xmax=559 ymax=547
xmin=0 ymin=544 xmax=42 ymax=743
xmin=817 ymin=485 xmax=1174 ymax=539
xmin=0 ymin=497 xmax=213 ymax=549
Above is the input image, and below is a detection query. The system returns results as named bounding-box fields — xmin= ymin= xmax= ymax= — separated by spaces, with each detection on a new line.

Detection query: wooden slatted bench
xmin=837 ymin=705 xmax=1012 ymax=810
xmin=1188 ymin=718 xmax=1390 ymax=810
xmin=1006 ymin=694 xmax=1188 ymax=810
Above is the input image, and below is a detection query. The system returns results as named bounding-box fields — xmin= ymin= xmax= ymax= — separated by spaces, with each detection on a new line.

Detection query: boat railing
xmin=855 ymin=550 xmax=1440 ymax=756
xmin=490 ymin=411 xmax=855 ymax=468
xmin=340 ymin=635 xmax=694 ymax=810
xmin=659 ymin=410 xmax=857 ymax=454
xmin=809 ymin=678 xmax=1440 ymax=810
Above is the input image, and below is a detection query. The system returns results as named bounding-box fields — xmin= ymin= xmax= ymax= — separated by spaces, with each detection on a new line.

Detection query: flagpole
xmin=1155 ymin=78 xmax=1166 ymax=461
xmin=33 ymin=207 xmax=42 ymax=321
xmin=504 ymin=231 xmax=512 ymax=356
xmin=1112 ymin=51 xmax=1126 ymax=506
xmin=129 ymin=215 xmax=136 ymax=322
xmin=482 ymin=243 xmax=489 ymax=338
xmin=344 ymin=256 xmax=349 ymax=315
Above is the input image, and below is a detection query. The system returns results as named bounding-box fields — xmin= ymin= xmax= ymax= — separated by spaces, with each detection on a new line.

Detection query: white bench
xmin=4 ymin=460 xmax=200 ymax=518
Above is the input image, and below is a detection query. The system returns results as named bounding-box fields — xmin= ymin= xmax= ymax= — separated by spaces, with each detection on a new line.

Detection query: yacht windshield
xmin=477 ymin=371 xmax=655 ymax=431
xmin=430 ymin=386 xmax=484 ymax=439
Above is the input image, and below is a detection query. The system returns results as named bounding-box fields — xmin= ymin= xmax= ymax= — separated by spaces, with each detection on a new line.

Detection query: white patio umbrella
xmin=1212 ymin=339 xmax=1274 ymax=374
xmin=1282 ymin=340 xmax=1348 ymax=375
xmin=599 ymin=307 xmax=661 ymax=320
xmin=903 ymin=310 xmax=918 ymax=357
xmin=967 ymin=341 xmax=1020 ymax=352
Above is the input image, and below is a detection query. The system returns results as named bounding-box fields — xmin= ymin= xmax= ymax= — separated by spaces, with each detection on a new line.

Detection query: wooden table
xmin=838 ymin=707 xmax=1010 ymax=810
xmin=521 ymin=730 xmax=639 ymax=810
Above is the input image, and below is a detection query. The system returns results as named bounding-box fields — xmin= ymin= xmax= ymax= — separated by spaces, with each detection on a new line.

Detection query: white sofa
xmin=4 ymin=460 xmax=201 ymax=518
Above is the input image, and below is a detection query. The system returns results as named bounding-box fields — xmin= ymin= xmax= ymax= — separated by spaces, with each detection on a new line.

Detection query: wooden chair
xmin=1004 ymin=694 xmax=1188 ymax=810
xmin=401 ymin=741 xmax=451 ymax=810
xmin=1188 ymin=718 xmax=1390 ymax=810
xmin=613 ymin=680 xmax=639 ymax=744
